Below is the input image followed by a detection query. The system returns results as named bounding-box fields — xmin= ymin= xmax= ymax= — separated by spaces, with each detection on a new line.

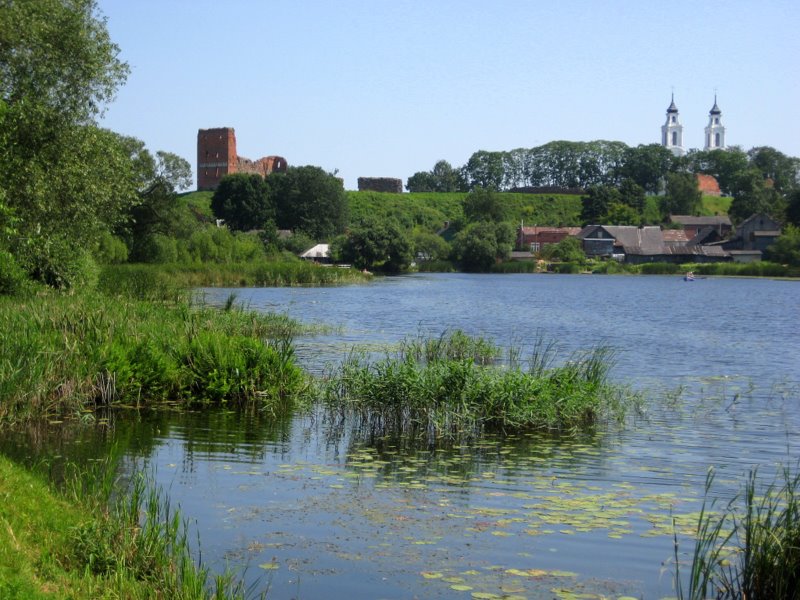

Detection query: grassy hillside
xmin=347 ymin=191 xmax=583 ymax=231
xmin=699 ymin=194 xmax=733 ymax=216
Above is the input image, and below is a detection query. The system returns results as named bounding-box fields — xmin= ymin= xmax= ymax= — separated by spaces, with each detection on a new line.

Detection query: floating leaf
xmin=258 ymin=562 xmax=279 ymax=570
xmin=450 ymin=584 xmax=473 ymax=592
xmin=421 ymin=571 xmax=443 ymax=579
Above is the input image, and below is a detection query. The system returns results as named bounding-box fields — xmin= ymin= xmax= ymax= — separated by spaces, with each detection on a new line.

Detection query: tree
xmin=0 ymin=0 xmax=131 ymax=286
xmin=412 ymin=231 xmax=450 ymax=262
xmin=462 ymin=151 xmax=505 ymax=190
xmin=786 ymin=189 xmax=800 ymax=227
xmin=406 ymin=170 xmax=437 ymax=193
xmin=542 ymin=236 xmax=586 ymax=263
xmin=451 ymin=221 xmax=514 ymax=271
xmin=463 ymin=187 xmax=509 ymax=223
xmin=618 ymin=178 xmax=646 ymax=212
xmin=334 ymin=218 xmax=412 ymax=272
xmin=581 ymin=185 xmax=620 ymax=225
xmin=747 ymin=146 xmax=800 ymax=193
xmin=660 ymin=172 xmax=702 ymax=217
xmin=211 ymin=174 xmax=274 ymax=232
xmin=728 ymin=168 xmax=786 ymax=225
xmin=764 ymin=225 xmax=800 ymax=266
xmin=271 ymin=166 xmax=348 ymax=240
xmin=689 ymin=147 xmax=749 ymax=196
xmin=618 ymin=144 xmax=675 ymax=193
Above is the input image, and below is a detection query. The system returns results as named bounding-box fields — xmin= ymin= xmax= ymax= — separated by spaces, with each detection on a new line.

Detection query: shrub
xmin=0 ymin=249 xmax=29 ymax=295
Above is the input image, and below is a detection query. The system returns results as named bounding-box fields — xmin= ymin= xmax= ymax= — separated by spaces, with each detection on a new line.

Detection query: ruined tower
xmin=197 ymin=127 xmax=238 ymax=191
xmin=197 ymin=127 xmax=287 ymax=191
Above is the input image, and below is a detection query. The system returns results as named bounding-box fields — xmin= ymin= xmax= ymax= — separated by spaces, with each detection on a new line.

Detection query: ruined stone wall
xmin=358 ymin=177 xmax=403 ymax=193
xmin=197 ymin=127 xmax=288 ymax=190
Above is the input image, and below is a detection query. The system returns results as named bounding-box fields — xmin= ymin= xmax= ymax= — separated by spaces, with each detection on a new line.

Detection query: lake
xmin=5 ymin=273 xmax=799 ymax=599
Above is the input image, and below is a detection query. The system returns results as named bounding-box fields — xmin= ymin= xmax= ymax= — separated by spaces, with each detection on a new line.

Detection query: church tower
xmin=661 ymin=94 xmax=685 ymax=156
xmin=704 ymin=96 xmax=726 ymax=150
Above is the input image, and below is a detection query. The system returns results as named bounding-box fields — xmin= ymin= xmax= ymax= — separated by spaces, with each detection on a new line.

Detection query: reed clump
xmin=323 ymin=331 xmax=631 ymax=439
xmin=676 ymin=465 xmax=800 ymax=600
xmin=0 ymin=290 xmax=311 ymax=426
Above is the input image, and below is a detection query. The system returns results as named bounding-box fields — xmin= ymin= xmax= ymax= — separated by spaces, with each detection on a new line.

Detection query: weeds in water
xmin=323 ymin=333 xmax=632 ymax=440
xmin=676 ymin=464 xmax=800 ymax=600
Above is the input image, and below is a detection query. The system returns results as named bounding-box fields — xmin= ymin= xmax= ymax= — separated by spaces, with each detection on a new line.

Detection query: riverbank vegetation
xmin=323 ymin=331 xmax=635 ymax=440
xmin=0 ymin=288 xmax=313 ymax=427
xmin=0 ymin=454 xmax=254 ymax=599
xmin=677 ymin=465 xmax=800 ymax=600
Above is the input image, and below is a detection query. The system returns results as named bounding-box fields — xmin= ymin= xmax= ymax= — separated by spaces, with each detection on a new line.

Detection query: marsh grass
xmin=677 ymin=465 xmax=800 ymax=600
xmin=0 ymin=290 xmax=311 ymax=425
xmin=323 ymin=332 xmax=632 ymax=440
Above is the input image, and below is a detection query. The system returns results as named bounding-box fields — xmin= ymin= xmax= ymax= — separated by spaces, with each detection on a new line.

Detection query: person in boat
xmin=685 ymin=271 xmax=694 ymax=280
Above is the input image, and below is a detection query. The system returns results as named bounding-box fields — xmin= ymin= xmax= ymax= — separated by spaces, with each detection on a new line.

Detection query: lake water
xmin=5 ymin=273 xmax=800 ymax=599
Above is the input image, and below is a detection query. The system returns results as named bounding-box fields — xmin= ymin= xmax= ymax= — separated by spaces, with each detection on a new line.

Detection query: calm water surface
xmin=7 ymin=274 xmax=800 ymax=599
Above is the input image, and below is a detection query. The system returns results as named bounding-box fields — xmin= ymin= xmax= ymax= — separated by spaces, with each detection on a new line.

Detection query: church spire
xmin=704 ymin=94 xmax=726 ymax=150
xmin=661 ymin=93 xmax=685 ymax=156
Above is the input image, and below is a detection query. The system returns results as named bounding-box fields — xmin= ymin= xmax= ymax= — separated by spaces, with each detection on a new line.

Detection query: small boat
xmin=684 ymin=271 xmax=695 ymax=282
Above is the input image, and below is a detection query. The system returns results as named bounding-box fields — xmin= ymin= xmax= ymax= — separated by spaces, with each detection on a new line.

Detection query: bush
xmin=0 ymin=250 xmax=29 ymax=295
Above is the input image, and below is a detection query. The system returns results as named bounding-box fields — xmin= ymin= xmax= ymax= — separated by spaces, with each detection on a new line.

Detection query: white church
xmin=661 ymin=95 xmax=726 ymax=156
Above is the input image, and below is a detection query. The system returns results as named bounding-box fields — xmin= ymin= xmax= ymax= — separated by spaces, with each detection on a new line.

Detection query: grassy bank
xmin=0 ymin=454 xmax=251 ymax=599
xmin=323 ymin=331 xmax=635 ymax=439
xmin=0 ymin=290 xmax=314 ymax=426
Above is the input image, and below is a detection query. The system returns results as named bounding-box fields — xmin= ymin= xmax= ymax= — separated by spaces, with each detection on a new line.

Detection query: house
xmin=299 ymin=243 xmax=331 ymax=264
xmin=517 ymin=226 xmax=582 ymax=252
xmin=577 ymin=225 xmax=730 ymax=264
xmin=723 ymin=213 xmax=782 ymax=255
xmin=669 ymin=215 xmax=732 ymax=239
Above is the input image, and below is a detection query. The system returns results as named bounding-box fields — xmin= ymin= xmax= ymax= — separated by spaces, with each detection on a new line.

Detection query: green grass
xmin=0 ymin=454 xmax=255 ymax=599
xmin=323 ymin=332 xmax=635 ymax=440
xmin=0 ymin=289 xmax=314 ymax=425
xmin=699 ymin=194 xmax=733 ymax=216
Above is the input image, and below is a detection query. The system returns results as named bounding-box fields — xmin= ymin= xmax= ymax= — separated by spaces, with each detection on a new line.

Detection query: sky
xmin=97 ymin=0 xmax=800 ymax=191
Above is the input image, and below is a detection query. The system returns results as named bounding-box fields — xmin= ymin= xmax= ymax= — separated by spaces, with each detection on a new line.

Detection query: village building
xmin=516 ymin=225 xmax=582 ymax=252
xmin=661 ymin=95 xmax=685 ymax=157
xmin=669 ymin=215 xmax=732 ymax=239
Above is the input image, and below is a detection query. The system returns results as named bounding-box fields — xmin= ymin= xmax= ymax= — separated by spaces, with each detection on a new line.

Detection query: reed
xmin=677 ymin=464 xmax=800 ymax=600
xmin=323 ymin=333 xmax=630 ymax=439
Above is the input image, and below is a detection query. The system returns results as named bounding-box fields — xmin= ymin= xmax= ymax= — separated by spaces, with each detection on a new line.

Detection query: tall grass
xmin=676 ymin=465 xmax=800 ymax=600
xmin=102 ymin=261 xmax=370 ymax=288
xmin=323 ymin=332 xmax=632 ymax=440
xmin=0 ymin=290 xmax=311 ymax=425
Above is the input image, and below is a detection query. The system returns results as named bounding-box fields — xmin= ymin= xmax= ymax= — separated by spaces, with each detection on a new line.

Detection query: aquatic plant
xmin=676 ymin=464 xmax=800 ymax=600
xmin=323 ymin=333 xmax=631 ymax=439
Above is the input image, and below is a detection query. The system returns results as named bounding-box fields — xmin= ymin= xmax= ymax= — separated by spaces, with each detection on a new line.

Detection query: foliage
xmin=0 ymin=289 xmax=312 ymax=425
xmin=689 ymin=147 xmax=749 ymax=195
xmin=581 ymin=185 xmax=621 ymax=225
xmin=764 ymin=225 xmax=800 ymax=266
xmin=618 ymin=144 xmax=676 ymax=193
xmin=451 ymin=221 xmax=514 ymax=272
xmin=542 ymin=236 xmax=586 ymax=263
xmin=333 ymin=217 xmax=413 ymax=272
xmin=463 ymin=187 xmax=511 ymax=223
xmin=406 ymin=159 xmax=466 ymax=192
xmin=271 ymin=166 xmax=348 ymax=240
xmin=0 ymin=249 xmax=30 ymax=296
xmin=728 ymin=168 xmax=787 ymax=225
xmin=661 ymin=171 xmax=703 ymax=217
xmin=462 ymin=150 xmax=506 ymax=190
xmin=747 ymin=146 xmax=800 ymax=193
xmin=412 ymin=230 xmax=450 ymax=262
xmin=0 ymin=0 xmax=132 ymax=288
xmin=211 ymin=173 xmax=274 ymax=232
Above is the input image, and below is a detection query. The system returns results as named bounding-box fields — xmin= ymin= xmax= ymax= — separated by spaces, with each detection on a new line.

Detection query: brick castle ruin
xmin=197 ymin=127 xmax=287 ymax=190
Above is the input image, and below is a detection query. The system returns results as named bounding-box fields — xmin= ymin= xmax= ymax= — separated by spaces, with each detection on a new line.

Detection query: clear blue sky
xmin=97 ymin=0 xmax=800 ymax=191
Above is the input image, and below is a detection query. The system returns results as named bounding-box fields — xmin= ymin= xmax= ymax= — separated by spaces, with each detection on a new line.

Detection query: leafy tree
xmin=0 ymin=0 xmax=131 ymax=287
xmin=542 ymin=236 xmax=586 ymax=263
xmin=463 ymin=151 xmax=505 ymax=190
xmin=618 ymin=178 xmax=646 ymax=212
xmin=581 ymin=185 xmax=620 ymax=225
xmin=451 ymin=221 xmax=514 ymax=271
xmin=660 ymin=172 xmax=702 ymax=217
xmin=211 ymin=174 xmax=274 ymax=232
xmin=406 ymin=170 xmax=437 ymax=193
xmin=334 ymin=218 xmax=412 ymax=272
xmin=463 ymin=187 xmax=509 ymax=223
xmin=618 ymin=144 xmax=675 ymax=193
xmin=689 ymin=147 xmax=749 ymax=196
xmin=764 ymin=225 xmax=800 ymax=266
xmin=604 ymin=202 xmax=641 ymax=226
xmin=786 ymin=189 xmax=800 ymax=227
xmin=728 ymin=168 xmax=786 ymax=224
xmin=747 ymin=146 xmax=800 ymax=193
xmin=271 ymin=166 xmax=348 ymax=240
xmin=412 ymin=231 xmax=450 ymax=262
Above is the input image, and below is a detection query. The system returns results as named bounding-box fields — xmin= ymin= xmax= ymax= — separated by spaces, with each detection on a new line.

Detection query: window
xmin=715 ymin=133 xmax=720 ymax=147
xmin=671 ymin=116 xmax=676 ymax=123
xmin=672 ymin=131 xmax=678 ymax=146
xmin=714 ymin=118 xmax=719 ymax=124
